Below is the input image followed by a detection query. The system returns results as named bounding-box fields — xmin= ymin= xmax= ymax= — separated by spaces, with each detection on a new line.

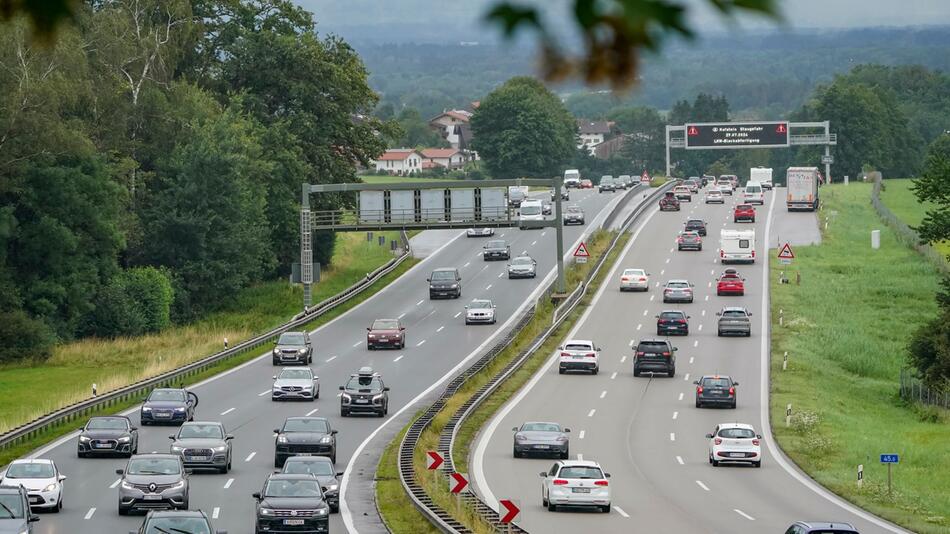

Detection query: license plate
xmin=188 ymin=456 xmax=209 ymax=462
xmin=355 ymin=399 xmax=369 ymax=403
xmin=379 ymin=338 xmax=388 ymax=341
xmin=729 ymin=452 xmax=745 ymax=458
xmin=29 ymin=497 xmax=39 ymax=503
xmin=295 ymin=453 xmax=311 ymax=456
xmin=534 ymin=445 xmax=549 ymax=449
xmin=155 ymin=413 xmax=171 ymax=418
xmin=572 ymin=487 xmax=590 ymax=493
xmin=284 ymin=519 xmax=305 ymax=526
xmin=94 ymin=443 xmax=111 ymax=448
xmin=144 ymin=495 xmax=162 ymax=500
xmin=573 ymin=355 xmax=584 ymax=359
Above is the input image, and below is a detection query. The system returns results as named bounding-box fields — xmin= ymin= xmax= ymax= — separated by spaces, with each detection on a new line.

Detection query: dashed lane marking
xmin=613 ymin=506 xmax=630 ymax=518
xmin=676 ymin=456 xmax=684 ymax=465
xmin=220 ymin=408 xmax=235 ymax=416
xmin=600 ymin=390 xmax=607 ymax=399
xmin=212 ymin=507 xmax=220 ymax=519
xmin=579 ymin=430 xmax=586 ymax=439
xmin=684 ymin=373 xmax=691 ymax=381
xmin=672 ymin=411 xmax=678 ymax=420
xmin=245 ymin=452 xmax=256 ymax=462
xmin=610 ymin=372 xmax=617 ymax=380
xmin=326 ymin=356 xmax=337 ymax=362
xmin=678 ymin=393 xmax=684 ymax=401
xmin=454 ymin=312 xmax=462 ymax=318
xmin=416 ymin=299 xmax=424 ymax=306
xmin=416 ymin=340 xmax=427 ymax=347
xmin=670 ymin=433 xmax=676 ymax=441
xmin=735 ymin=509 xmax=756 ymax=521
xmin=84 ymin=508 xmax=96 ymax=520
xmin=436 ymin=326 xmax=444 ymax=332
xmin=587 ymin=409 xmax=596 ymax=417
xmin=306 ymin=408 xmax=319 ymax=416
xmin=696 ymin=480 xmax=710 ymax=491
xmin=393 ymin=355 xmax=404 ymax=362
xmin=224 ymin=478 xmax=234 ymax=489
xmin=258 ymin=390 xmax=270 ymax=397
xmin=109 ymin=479 xmax=120 ymax=489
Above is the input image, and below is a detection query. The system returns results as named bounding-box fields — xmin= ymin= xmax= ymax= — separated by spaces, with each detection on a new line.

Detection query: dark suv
xmin=272 ymin=331 xmax=313 ymax=365
xmin=684 ymin=219 xmax=707 ymax=236
xmin=340 ymin=367 xmax=389 ymax=417
xmin=784 ymin=522 xmax=859 ymax=534
xmin=633 ymin=339 xmax=677 ymax=377
xmin=132 ymin=510 xmax=226 ymax=534
xmin=428 ymin=268 xmax=461 ymax=299
xmin=659 ymin=192 xmax=680 ymax=211
xmin=274 ymin=417 xmax=337 ymax=467
xmin=655 ymin=311 xmax=689 ymax=335
xmin=694 ymin=375 xmax=738 ymax=408
xmin=253 ymin=474 xmax=330 ymax=534
xmin=0 ymin=485 xmax=38 ymax=533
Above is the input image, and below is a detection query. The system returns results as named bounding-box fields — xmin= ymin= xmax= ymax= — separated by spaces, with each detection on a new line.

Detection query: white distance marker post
xmin=858 ymin=464 xmax=863 ymax=488
xmin=786 ymin=404 xmax=792 ymax=427
xmin=783 ymin=351 xmax=788 ymax=371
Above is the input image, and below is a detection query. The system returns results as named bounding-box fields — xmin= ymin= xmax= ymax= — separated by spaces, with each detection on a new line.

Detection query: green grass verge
xmin=0 ymin=244 xmax=418 ymax=467
xmin=878 ymin=178 xmax=950 ymax=258
xmin=375 ymin=412 xmax=442 ymax=534
xmin=770 ymin=183 xmax=949 ymax=534
xmin=377 ymin=229 xmax=626 ymax=533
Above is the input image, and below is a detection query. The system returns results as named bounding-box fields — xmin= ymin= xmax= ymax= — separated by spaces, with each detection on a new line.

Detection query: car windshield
xmin=566 ymin=207 xmax=581 ymax=213
xmin=718 ymin=428 xmax=756 ymax=439
xmin=4 ymin=463 xmax=55 ymax=479
xmin=0 ymin=494 xmax=25 ymax=518
xmin=86 ymin=417 xmax=128 ymax=431
xmin=372 ymin=319 xmax=399 ymax=330
xmin=469 ymin=300 xmax=492 ymax=309
xmin=623 ymin=269 xmax=645 ymax=277
xmin=521 ymin=205 xmax=541 ymax=216
xmin=722 ymin=309 xmax=748 ymax=318
xmin=345 ymin=376 xmax=382 ymax=391
xmin=149 ymin=390 xmax=186 ymax=402
xmin=283 ymin=419 xmax=329 ymax=433
xmin=146 ymin=517 xmax=212 ymax=534
xmin=264 ymin=479 xmax=322 ymax=498
xmin=283 ymin=459 xmax=335 ymax=476
xmin=667 ymin=282 xmax=689 ymax=289
xmin=127 ymin=458 xmax=181 ymax=475
xmin=278 ymin=332 xmax=306 ymax=345
xmin=487 ymin=240 xmax=506 ymax=248
xmin=431 ymin=270 xmax=455 ymax=281
xmin=178 ymin=424 xmax=224 ymax=440
xmin=511 ymin=257 xmax=533 ymax=265
xmin=279 ymin=369 xmax=312 ymax=380
xmin=522 ymin=423 xmax=561 ymax=432
xmin=558 ymin=466 xmax=604 ymax=479
xmin=702 ymin=378 xmax=732 ymax=388
xmin=564 ymin=343 xmax=593 ymax=351
xmin=659 ymin=312 xmax=684 ymax=320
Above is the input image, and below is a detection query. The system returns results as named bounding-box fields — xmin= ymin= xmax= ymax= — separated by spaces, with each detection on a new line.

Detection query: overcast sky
xmin=296 ymin=0 xmax=950 ymax=35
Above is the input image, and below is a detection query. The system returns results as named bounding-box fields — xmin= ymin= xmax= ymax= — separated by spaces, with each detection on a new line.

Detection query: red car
xmin=734 ymin=204 xmax=756 ymax=223
xmin=580 ymin=179 xmax=594 ymax=189
xmin=716 ymin=269 xmax=745 ymax=296
xmin=659 ymin=192 xmax=681 ymax=211
xmin=367 ymin=318 xmax=405 ymax=349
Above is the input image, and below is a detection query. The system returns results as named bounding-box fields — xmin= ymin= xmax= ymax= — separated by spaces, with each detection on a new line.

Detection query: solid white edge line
xmin=473 ymin=204 xmax=660 ymax=511
xmin=757 ymin=192 xmax=910 ymax=533
xmin=341 ymin=190 xmax=631 ymax=531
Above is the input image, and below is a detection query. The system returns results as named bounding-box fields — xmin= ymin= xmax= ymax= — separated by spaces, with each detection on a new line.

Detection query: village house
xmin=373 ymin=149 xmax=424 ymax=175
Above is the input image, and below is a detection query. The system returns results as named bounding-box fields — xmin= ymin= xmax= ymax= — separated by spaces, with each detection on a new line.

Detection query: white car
xmin=0 ymin=459 xmax=66 ymax=512
xmin=672 ymin=185 xmax=692 ymax=201
xmin=706 ymin=423 xmax=762 ymax=467
xmin=519 ymin=200 xmax=544 ymax=229
xmin=466 ymin=227 xmax=494 ymax=238
xmin=539 ymin=460 xmax=611 ymax=512
xmin=619 ymin=268 xmax=649 ymax=291
xmin=272 ymin=366 xmax=319 ymax=401
xmin=464 ymin=299 xmax=496 ymax=325
xmin=704 ymin=189 xmax=724 ymax=204
xmin=715 ymin=179 xmax=733 ymax=194
xmin=558 ymin=339 xmax=600 ymax=374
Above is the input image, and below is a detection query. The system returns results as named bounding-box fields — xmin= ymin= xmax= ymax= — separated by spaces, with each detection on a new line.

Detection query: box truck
xmin=750 ymin=167 xmax=773 ymax=190
xmin=786 ymin=167 xmax=820 ymax=211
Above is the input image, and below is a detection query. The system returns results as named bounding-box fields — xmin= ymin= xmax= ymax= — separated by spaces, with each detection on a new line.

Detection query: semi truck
xmin=786 ymin=167 xmax=820 ymax=211
xmin=750 ymin=167 xmax=773 ymax=190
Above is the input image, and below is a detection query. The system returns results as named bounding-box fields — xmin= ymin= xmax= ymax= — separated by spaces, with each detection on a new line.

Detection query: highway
xmin=20 ymin=185 xmax=639 ymax=534
xmin=472 ymin=186 xmax=911 ymax=533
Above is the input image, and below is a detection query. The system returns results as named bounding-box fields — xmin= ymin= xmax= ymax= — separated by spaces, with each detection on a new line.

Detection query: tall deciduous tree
xmin=471 ymin=77 xmax=576 ymax=180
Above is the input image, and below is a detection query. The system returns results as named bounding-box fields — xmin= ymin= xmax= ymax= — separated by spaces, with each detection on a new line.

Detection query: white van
xmin=743 ymin=181 xmax=765 ymax=205
xmin=563 ymin=169 xmax=581 ymax=188
xmin=519 ymin=200 xmax=544 ymax=229
xmin=719 ymin=229 xmax=755 ymax=264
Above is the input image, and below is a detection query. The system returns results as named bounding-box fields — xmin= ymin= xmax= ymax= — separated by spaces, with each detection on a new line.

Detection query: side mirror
xmin=78 ymin=426 xmax=84 ymax=431
xmin=464 ymin=305 xmax=469 ymax=309
xmin=58 ymin=475 xmax=67 ymax=481
xmin=732 ymin=382 xmax=739 ymax=386
xmin=130 ymin=427 xmax=138 ymax=432
xmin=29 ymin=516 xmax=39 ymax=523
xmin=252 ymin=492 xmax=261 ymax=500
xmin=272 ymin=375 xmax=277 ymax=380
xmin=115 ymin=469 xmax=124 ymax=475
xmin=539 ymin=472 xmax=547 ymax=478
xmin=425 ymin=278 xmax=430 ymax=282
xmin=331 ymin=430 xmax=339 ymax=435
xmin=756 ymin=434 xmax=762 ymax=439
xmin=185 ymin=469 xmax=194 ymax=475
xmin=336 ymin=471 xmax=345 ymax=477
xmin=693 ymin=381 xmax=700 ymax=385
xmin=384 ymin=387 xmax=391 ymax=391
xmin=339 ymin=386 xmax=345 ymax=390
xmin=673 ymin=347 xmax=678 ymax=351
xmin=273 ymin=429 xmax=280 ymax=434
xmin=366 ymin=327 xmax=371 ymax=331
xmin=168 ymin=435 xmax=176 ymax=440
xmin=400 ymin=327 xmax=406 ymax=331
xmin=564 ymin=428 xmax=571 ymax=433
xmin=605 ymin=473 xmax=611 ymax=478
xmin=686 ymin=316 xmax=691 ymax=319
xmin=512 ymin=427 xmax=518 ymax=432
xmin=705 ymin=433 xmax=714 ymax=439
xmin=715 ymin=312 xmax=722 ymax=316
xmin=557 ymin=346 xmax=563 ymax=350
xmin=742 ymin=278 xmax=746 ymax=281
xmin=747 ymin=312 xmax=753 ymax=316
xmin=313 ymin=377 xmax=319 ymax=381
xmin=654 ymin=315 xmax=659 ymax=318
xmin=492 ymin=304 xmax=496 ymax=308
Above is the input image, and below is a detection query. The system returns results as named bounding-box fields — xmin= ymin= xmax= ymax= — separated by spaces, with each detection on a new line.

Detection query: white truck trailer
xmin=786 ymin=167 xmax=820 ymax=211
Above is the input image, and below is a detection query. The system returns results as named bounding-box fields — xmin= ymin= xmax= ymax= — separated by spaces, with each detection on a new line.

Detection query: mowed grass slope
xmin=0 ymin=232 xmax=402 ymax=433
xmin=770 ymin=183 xmax=949 ymax=533
xmin=879 ymin=178 xmax=950 ymax=258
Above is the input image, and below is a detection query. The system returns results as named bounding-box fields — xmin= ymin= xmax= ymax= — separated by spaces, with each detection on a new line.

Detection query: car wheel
xmin=668 ymin=367 xmax=675 ymax=378
xmin=633 ymin=367 xmax=641 ymax=377
xmin=331 ymin=505 xmax=339 ymax=514
xmin=696 ymin=400 xmax=702 ymax=408
xmin=746 ymin=331 xmax=752 ymax=337
xmin=560 ymin=449 xmax=569 ymax=460
xmin=54 ymin=498 xmax=62 ymax=513
xmin=592 ymin=366 xmax=599 ymax=375
xmin=77 ymin=451 xmax=86 ymax=458
xmin=734 ymin=218 xmax=738 ymax=223
xmin=698 ymin=245 xmax=702 ymax=251
xmin=118 ymin=505 xmax=129 ymax=516
xmin=465 ymin=320 xmax=471 ymax=325
xmin=513 ymin=447 xmax=520 ymax=458
xmin=548 ymin=502 xmax=557 ymax=512
xmin=712 ymin=458 xmax=720 ymax=467
xmin=341 ymin=409 xmax=349 ymax=417
xmin=558 ymin=367 xmax=565 ymax=375
xmin=718 ymin=330 xmax=723 ymax=337
xmin=275 ymin=457 xmax=282 ymax=468
xmin=542 ymin=494 xmax=548 ymax=507
xmin=753 ymin=461 xmax=761 ymax=468
xmin=331 ymin=453 xmax=337 ymax=464
xmin=752 ymin=218 xmax=756 ymax=223
xmin=602 ymin=505 xmax=612 ymax=513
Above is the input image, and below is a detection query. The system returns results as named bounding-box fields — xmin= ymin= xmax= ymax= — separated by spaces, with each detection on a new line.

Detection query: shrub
xmin=0 ymin=310 xmax=57 ymax=364
xmin=82 ymin=267 xmax=174 ymax=338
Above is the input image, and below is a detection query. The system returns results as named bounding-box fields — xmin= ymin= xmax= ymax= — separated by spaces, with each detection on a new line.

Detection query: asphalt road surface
xmin=473 ymin=187 xmax=910 ymax=534
xmin=19 ymin=185 xmax=640 ymax=534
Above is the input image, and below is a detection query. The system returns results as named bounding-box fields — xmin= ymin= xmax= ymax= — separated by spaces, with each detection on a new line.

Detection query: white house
xmin=374 ymin=149 xmax=424 ymax=175
xmin=429 ymin=110 xmax=473 ymax=149
xmin=577 ymin=119 xmax=612 ymax=155
xmin=421 ymin=148 xmax=467 ymax=170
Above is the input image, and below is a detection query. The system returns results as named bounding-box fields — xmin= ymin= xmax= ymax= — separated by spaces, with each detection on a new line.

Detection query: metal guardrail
xmin=0 ymin=231 xmax=412 ymax=456
xmin=397 ymin=182 xmax=676 ymax=533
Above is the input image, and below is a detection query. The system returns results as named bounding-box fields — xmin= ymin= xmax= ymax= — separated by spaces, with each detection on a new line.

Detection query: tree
xmin=471 ymin=77 xmax=576 ymax=180
xmin=668 ymin=93 xmax=731 ymax=177
xmin=610 ymin=106 xmax=666 ymax=173
xmin=391 ymin=108 xmax=446 ymax=149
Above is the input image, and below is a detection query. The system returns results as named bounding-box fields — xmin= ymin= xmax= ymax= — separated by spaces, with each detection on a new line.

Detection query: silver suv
xmin=168 ymin=422 xmax=233 ymax=473
xmin=717 ymin=307 xmax=752 ymax=337
xmin=116 ymin=454 xmax=189 ymax=515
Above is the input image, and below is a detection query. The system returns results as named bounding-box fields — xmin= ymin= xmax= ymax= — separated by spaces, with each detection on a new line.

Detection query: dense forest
xmin=0 ymin=0 xmax=388 ymax=362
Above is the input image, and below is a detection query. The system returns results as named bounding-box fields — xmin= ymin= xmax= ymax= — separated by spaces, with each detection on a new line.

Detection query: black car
xmin=784 ymin=521 xmax=859 ymax=534
xmin=659 ymin=192 xmax=680 ymax=211
xmin=694 ymin=375 xmax=738 ymax=408
xmin=272 ymin=331 xmax=313 ymax=365
xmin=428 ymin=267 xmax=461 ymax=299
xmin=656 ymin=311 xmax=689 ymax=335
xmin=140 ymin=388 xmax=198 ymax=426
xmin=482 ymin=240 xmax=510 ymax=261
xmin=340 ymin=367 xmax=389 ymax=417
xmin=274 ymin=417 xmax=337 ymax=467
xmin=281 ymin=456 xmax=342 ymax=513
xmin=633 ymin=339 xmax=676 ymax=377
xmin=0 ymin=485 xmax=38 ymax=533
xmin=684 ymin=218 xmax=707 ymax=236
xmin=551 ymin=188 xmax=569 ymax=201
xmin=253 ymin=474 xmax=330 ymax=534
xmin=78 ymin=416 xmax=139 ymax=457
xmin=131 ymin=510 xmax=226 ymax=534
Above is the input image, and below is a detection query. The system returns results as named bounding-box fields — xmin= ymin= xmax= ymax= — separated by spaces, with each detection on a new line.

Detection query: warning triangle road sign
xmin=777 ymin=242 xmax=795 ymax=259
xmin=573 ymin=242 xmax=590 ymax=257
xmin=776 ymin=123 xmax=787 ymax=134
xmin=687 ymin=126 xmax=699 ymax=136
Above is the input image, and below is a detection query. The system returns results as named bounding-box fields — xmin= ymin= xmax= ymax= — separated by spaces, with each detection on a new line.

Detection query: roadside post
xmin=783 ymin=351 xmax=788 ymax=371
xmin=880 ymin=454 xmax=899 ymax=495
xmin=786 ymin=404 xmax=792 ymax=427
xmin=857 ymin=464 xmax=863 ymax=487
xmin=871 ymin=230 xmax=881 ymax=249
xmin=499 ymin=499 xmax=521 ymax=534
xmin=449 ymin=472 xmax=468 ymax=515
xmin=573 ymin=241 xmax=590 ymax=264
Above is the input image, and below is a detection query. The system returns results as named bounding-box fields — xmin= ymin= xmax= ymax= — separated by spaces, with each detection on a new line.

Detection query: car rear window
xmin=565 ymin=343 xmax=593 ymax=351
xmin=739 ymin=240 xmax=750 ymax=249
xmin=659 ymin=312 xmax=684 ymax=320
xmin=638 ymin=342 xmax=669 ymax=352
xmin=558 ymin=466 xmax=604 ymax=479
xmin=702 ymin=378 xmax=731 ymax=388
xmin=667 ymin=282 xmax=689 ymax=288
xmin=737 ymin=204 xmax=753 ymax=209
xmin=718 ymin=428 xmax=755 ymax=439
xmin=721 ymin=310 xmax=748 ymax=318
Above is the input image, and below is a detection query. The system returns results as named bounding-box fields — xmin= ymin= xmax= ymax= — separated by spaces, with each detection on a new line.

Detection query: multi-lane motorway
xmin=22 ymin=186 xmax=637 ymax=534
xmin=473 ymin=187 xmax=910 ymax=533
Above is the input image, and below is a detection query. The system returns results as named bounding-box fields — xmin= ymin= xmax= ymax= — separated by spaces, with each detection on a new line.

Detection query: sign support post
xmin=880 ymin=454 xmax=899 ymax=495
xmin=553 ymin=176 xmax=566 ymax=294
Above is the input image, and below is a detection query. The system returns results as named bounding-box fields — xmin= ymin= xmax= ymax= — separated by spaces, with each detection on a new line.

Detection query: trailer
xmin=786 ymin=167 xmax=820 ymax=211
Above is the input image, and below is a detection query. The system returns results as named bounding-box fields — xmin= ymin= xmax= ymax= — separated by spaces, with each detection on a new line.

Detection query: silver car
xmin=116 ymin=454 xmax=189 ymax=515
xmin=507 ymin=256 xmax=537 ymax=279
xmin=272 ymin=367 xmax=319 ymax=401
xmin=717 ymin=306 xmax=752 ymax=337
xmin=464 ymin=299 xmax=496 ymax=325
xmin=466 ymin=227 xmax=494 ymax=238
xmin=662 ymin=280 xmax=694 ymax=303
xmin=512 ymin=422 xmax=570 ymax=458
xmin=168 ymin=422 xmax=233 ymax=473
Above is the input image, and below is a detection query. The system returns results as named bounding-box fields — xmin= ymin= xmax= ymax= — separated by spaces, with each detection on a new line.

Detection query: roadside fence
xmin=899 ymin=369 xmax=950 ymax=409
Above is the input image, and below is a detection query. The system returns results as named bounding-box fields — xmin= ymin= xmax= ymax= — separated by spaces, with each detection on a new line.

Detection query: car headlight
xmin=372 ymin=393 xmax=385 ymax=402
xmin=556 ymin=436 xmax=569 ymax=442
xmin=259 ymin=507 xmax=275 ymax=516
xmin=213 ymin=445 xmax=228 ymax=452
xmin=450 ymin=283 xmax=459 ymax=288
xmin=168 ymin=480 xmax=186 ymax=491
xmin=320 ymin=436 xmax=333 ymax=444
xmin=174 ymin=407 xmax=186 ymax=412
xmin=514 ymin=434 xmax=527 ymax=442
xmin=341 ymin=393 xmax=351 ymax=401
xmin=315 ymin=508 xmax=328 ymax=516
xmin=273 ymin=348 xmax=280 ymax=355
xmin=277 ymin=436 xmax=288 ymax=443
xmin=79 ymin=435 xmax=91 ymax=442
xmin=326 ymin=483 xmax=339 ymax=492
xmin=142 ymin=406 xmax=152 ymax=412
xmin=118 ymin=436 xmax=131 ymax=443
xmin=171 ymin=445 xmax=184 ymax=452
xmin=42 ymin=483 xmax=58 ymax=493
xmin=121 ymin=480 xmax=135 ymax=490
xmin=298 ymin=348 xmax=308 ymax=354
xmin=368 ymin=334 xmax=376 ymax=338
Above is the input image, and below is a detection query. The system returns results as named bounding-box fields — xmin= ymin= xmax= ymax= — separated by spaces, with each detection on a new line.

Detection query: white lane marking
xmin=454 ymin=312 xmax=462 ymax=318
xmin=245 ymin=452 xmax=256 ymax=462
xmin=698 ymin=324 xmax=703 ymax=331
xmin=212 ymin=507 xmax=221 ymax=519
xmin=393 ymin=355 xmax=404 ymax=362
xmin=220 ymin=407 xmax=235 ymax=416
xmin=692 ymin=340 xmax=699 ymax=349
xmin=579 ymin=430 xmax=586 ymax=439
xmin=660 ymin=269 xmax=665 ymax=275
xmin=643 ymin=309 xmax=648 ymax=316
xmin=708 ymin=282 xmax=712 ymax=288
xmin=613 ymin=506 xmax=631 ymax=518
xmin=398 ymin=312 xmax=406 ymax=319
xmin=109 ymin=478 xmax=121 ymax=489
xmin=620 ymin=356 xmax=627 ymax=363
xmin=636 ymin=323 xmax=642 ymax=331
xmin=665 ymin=258 xmax=670 ymax=264
xmin=705 ymin=295 xmax=709 ymax=301
xmin=670 ymin=433 xmax=676 ymax=441
xmin=475 ymin=251 xmax=482 ymax=257
xmin=416 ymin=339 xmax=427 ymax=347
xmin=735 ymin=509 xmax=756 ymax=521
xmin=689 ymin=356 xmax=695 ymax=363
xmin=672 ymin=411 xmax=679 ymax=420
xmin=436 ymin=325 xmax=445 ymax=333
xmin=649 ymin=295 xmax=655 ymax=302
xmin=587 ymin=409 xmax=596 ymax=417
xmin=696 ymin=480 xmax=710 ymax=491
xmin=352 ymin=341 xmax=362 ymax=347
xmin=669 ymin=247 xmax=674 ymax=252
xmin=678 ymin=393 xmax=684 ymax=401
xmin=655 ymin=281 xmax=660 ymax=287
xmin=485 ymin=284 xmax=493 ymax=290
xmin=498 ymin=271 xmax=504 ymax=278
xmin=500 ymin=233 xmax=505 ymax=237
xmin=610 ymin=372 xmax=617 ymax=380
xmin=224 ymin=478 xmax=234 ymax=489
xmin=326 ymin=355 xmax=337 ymax=362
xmin=84 ymin=508 xmax=96 ymax=520
xmin=306 ymin=408 xmax=319 ymax=416
xmin=710 ymin=269 xmax=715 ymax=275
xmin=600 ymin=390 xmax=607 ymax=399
xmin=258 ymin=390 xmax=270 ymax=397
xmin=676 ymin=456 xmax=685 ymax=465
xmin=701 ymin=309 xmax=706 ymax=316
xmin=531 ymin=240 xmax=537 ymax=246
xmin=464 ymin=262 xmax=471 ymax=268
xmin=541 ymin=232 xmax=546 ymax=236
xmin=577 ymin=453 xmax=584 ymax=461
xmin=684 ymin=373 xmax=690 ymax=381
xmin=416 ymin=299 xmax=424 ymax=306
